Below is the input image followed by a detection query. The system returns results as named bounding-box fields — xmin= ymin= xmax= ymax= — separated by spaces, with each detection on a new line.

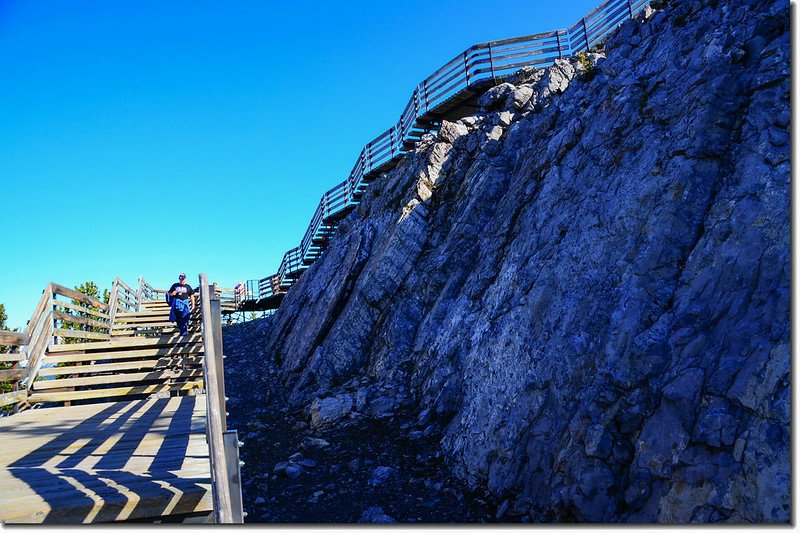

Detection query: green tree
xmin=58 ymin=281 xmax=110 ymax=344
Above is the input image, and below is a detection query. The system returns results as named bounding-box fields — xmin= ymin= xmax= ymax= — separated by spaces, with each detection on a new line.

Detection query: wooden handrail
xmin=199 ymin=273 xmax=243 ymax=523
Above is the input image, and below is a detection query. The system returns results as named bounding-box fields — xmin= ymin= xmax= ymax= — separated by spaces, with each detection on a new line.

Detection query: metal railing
xmin=240 ymin=0 xmax=652 ymax=306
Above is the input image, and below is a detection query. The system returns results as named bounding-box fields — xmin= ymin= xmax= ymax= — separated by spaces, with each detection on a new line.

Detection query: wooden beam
xmin=0 ymin=369 xmax=27 ymax=382
xmin=44 ymin=346 xmax=203 ymax=365
xmin=0 ymin=331 xmax=28 ymax=346
xmin=51 ymin=283 xmax=109 ymax=310
xmin=53 ymin=299 xmax=110 ymax=320
xmin=0 ymin=390 xmax=26 ymax=407
xmin=200 ymin=273 xmax=235 ymax=524
xmin=53 ymin=329 xmax=111 ymax=341
xmin=31 ymin=369 xmax=204 ymax=390
xmin=37 ymin=356 xmax=203 ymax=376
xmin=48 ymin=334 xmax=203 ymax=353
xmin=53 ymin=310 xmax=110 ymax=330
xmin=27 ymin=380 xmax=203 ymax=403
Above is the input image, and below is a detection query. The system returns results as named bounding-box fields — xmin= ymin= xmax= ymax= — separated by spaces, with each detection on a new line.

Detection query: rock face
xmin=255 ymin=0 xmax=789 ymax=523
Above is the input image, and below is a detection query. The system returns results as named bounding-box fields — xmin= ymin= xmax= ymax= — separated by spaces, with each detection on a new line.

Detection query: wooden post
xmin=583 ymin=17 xmax=590 ymax=51
xmin=556 ymin=32 xmax=563 ymax=59
xmin=199 ymin=273 xmax=237 ymax=523
xmin=211 ymin=283 xmax=227 ymax=432
xmin=627 ymin=0 xmax=634 ymax=18
xmin=488 ymin=43 xmax=497 ymax=83
xmin=463 ymin=50 xmax=471 ymax=87
xmin=423 ymin=79 xmax=429 ymax=112
xmin=223 ymin=430 xmax=245 ymax=522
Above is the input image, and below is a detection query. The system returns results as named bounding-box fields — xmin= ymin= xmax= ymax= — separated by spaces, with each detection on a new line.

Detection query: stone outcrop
xmin=254 ymin=0 xmax=789 ymax=523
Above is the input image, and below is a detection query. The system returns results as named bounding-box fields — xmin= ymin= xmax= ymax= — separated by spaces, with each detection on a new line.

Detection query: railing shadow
xmin=7 ymin=397 xmax=209 ymax=523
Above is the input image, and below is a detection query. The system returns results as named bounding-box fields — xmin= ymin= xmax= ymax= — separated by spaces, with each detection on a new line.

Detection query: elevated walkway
xmin=231 ymin=0 xmax=651 ymax=314
xmin=0 ymin=275 xmax=243 ymax=523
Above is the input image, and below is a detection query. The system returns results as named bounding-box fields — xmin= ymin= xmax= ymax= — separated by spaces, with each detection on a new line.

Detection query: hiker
xmin=167 ymin=273 xmax=194 ymax=335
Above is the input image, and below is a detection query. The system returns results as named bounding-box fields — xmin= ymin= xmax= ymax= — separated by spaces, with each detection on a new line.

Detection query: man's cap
xmin=179 ymin=273 xmax=186 ymax=279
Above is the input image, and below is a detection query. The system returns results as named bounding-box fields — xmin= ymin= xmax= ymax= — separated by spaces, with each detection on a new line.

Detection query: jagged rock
xmin=368 ymin=466 xmax=400 ymax=487
xmin=478 ymin=82 xmax=515 ymax=110
xmin=358 ymin=507 xmax=397 ymax=524
xmin=254 ymin=0 xmax=789 ymax=524
xmin=309 ymin=394 xmax=353 ymax=429
xmin=301 ymin=437 xmax=330 ymax=450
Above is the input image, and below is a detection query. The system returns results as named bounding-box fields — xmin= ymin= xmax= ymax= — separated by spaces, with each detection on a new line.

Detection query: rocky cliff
xmin=249 ymin=0 xmax=790 ymax=523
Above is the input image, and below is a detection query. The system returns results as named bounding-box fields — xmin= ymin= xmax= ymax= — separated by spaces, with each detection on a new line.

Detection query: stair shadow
xmin=8 ymin=398 xmax=209 ymax=523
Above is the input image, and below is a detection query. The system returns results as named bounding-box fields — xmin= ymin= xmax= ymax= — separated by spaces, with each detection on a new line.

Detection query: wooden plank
xmin=53 ymin=310 xmax=110 ymax=330
xmin=0 ymin=389 xmax=26 ymax=407
xmin=27 ymin=380 xmax=204 ymax=403
xmin=53 ymin=299 xmax=110 ymax=320
xmin=44 ymin=346 xmax=203 ymax=365
xmin=112 ymin=321 xmax=175 ymax=329
xmin=0 ymin=331 xmax=28 ymax=345
xmin=24 ymin=286 xmax=54 ymax=339
xmin=200 ymin=273 xmax=235 ymax=523
xmin=0 ymin=353 xmax=24 ymax=363
xmin=0 ymin=368 xmax=27 ymax=381
xmin=38 ymin=356 xmax=203 ymax=376
xmin=51 ymin=283 xmax=109 ymax=311
xmin=32 ymin=369 xmax=204 ymax=390
xmin=54 ymin=329 xmax=111 ymax=341
xmin=48 ymin=334 xmax=203 ymax=353
xmin=114 ymin=315 xmax=171 ymax=323
xmin=222 ymin=431 xmax=245 ymax=523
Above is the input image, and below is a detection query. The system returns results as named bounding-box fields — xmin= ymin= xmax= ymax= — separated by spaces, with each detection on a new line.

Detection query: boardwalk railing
xmin=198 ymin=273 xmax=244 ymax=523
xmin=0 ymin=282 xmax=112 ymax=410
xmin=237 ymin=0 xmax=653 ymax=310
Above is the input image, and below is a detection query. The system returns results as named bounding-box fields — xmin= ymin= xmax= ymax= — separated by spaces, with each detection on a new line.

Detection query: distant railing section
xmin=0 ymin=282 xmax=113 ymax=410
xmin=240 ymin=0 xmax=651 ymax=307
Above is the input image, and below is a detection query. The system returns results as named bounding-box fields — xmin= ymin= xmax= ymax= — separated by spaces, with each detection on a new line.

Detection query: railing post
xmin=582 ymin=17 xmax=590 ymax=51
xmin=488 ymin=43 xmax=497 ymax=83
xmin=390 ymin=126 xmax=395 ymax=158
xmin=223 ymin=430 xmax=245 ymax=522
xmin=463 ymin=50 xmax=471 ymax=88
xmin=556 ymin=32 xmax=563 ymax=59
xmin=423 ymin=79 xmax=429 ymax=112
xmin=199 ymin=273 xmax=240 ymax=523
xmin=627 ymin=0 xmax=634 ymax=18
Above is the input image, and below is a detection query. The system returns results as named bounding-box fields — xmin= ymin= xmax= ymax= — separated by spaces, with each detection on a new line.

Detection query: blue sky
xmin=0 ymin=0 xmax=599 ymax=329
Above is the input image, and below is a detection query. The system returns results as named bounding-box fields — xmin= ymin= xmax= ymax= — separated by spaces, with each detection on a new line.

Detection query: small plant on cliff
xmin=575 ymin=52 xmax=597 ymax=81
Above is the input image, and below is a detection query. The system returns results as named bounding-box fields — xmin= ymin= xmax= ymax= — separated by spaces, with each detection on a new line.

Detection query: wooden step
xmin=27 ymin=380 xmax=204 ymax=403
xmin=39 ymin=356 xmax=203 ymax=376
xmin=48 ymin=334 xmax=203 ymax=354
xmin=114 ymin=313 xmax=171 ymax=322
xmin=45 ymin=346 xmax=203 ymax=365
xmin=31 ymin=369 xmax=204 ymax=391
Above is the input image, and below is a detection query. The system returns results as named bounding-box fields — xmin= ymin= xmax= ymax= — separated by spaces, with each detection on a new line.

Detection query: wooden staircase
xmin=0 ymin=275 xmax=244 ymax=524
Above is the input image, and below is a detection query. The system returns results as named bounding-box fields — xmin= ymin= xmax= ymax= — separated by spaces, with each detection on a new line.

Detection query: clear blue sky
xmin=0 ymin=0 xmax=599 ymax=330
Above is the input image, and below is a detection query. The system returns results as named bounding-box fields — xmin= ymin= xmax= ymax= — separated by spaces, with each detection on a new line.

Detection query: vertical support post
xmin=199 ymin=273 xmax=237 ymax=523
xmin=627 ymin=0 xmax=634 ymax=18
xmin=423 ymin=79 xmax=429 ymax=112
xmin=463 ymin=50 xmax=471 ymax=88
xmin=223 ymin=430 xmax=245 ymax=522
xmin=488 ymin=43 xmax=497 ymax=83
xmin=583 ymin=17 xmax=590 ymax=51
xmin=211 ymin=282 xmax=227 ymax=432
xmin=390 ymin=126 xmax=395 ymax=158
xmin=556 ymin=32 xmax=563 ymax=59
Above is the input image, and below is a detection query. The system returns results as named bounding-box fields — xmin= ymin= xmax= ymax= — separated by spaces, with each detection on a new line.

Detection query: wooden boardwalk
xmin=0 ymin=275 xmax=242 ymax=524
xmin=232 ymin=0 xmax=652 ymax=313
xmin=0 ymin=397 xmax=211 ymax=523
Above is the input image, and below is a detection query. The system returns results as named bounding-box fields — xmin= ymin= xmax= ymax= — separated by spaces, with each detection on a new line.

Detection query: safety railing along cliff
xmin=236 ymin=0 xmax=650 ymax=312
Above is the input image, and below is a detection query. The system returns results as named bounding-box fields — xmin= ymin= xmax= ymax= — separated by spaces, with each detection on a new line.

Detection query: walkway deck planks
xmin=0 ymin=396 xmax=212 ymax=523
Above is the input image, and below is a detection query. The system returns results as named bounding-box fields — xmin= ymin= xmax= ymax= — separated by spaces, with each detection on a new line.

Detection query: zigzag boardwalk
xmin=0 ymin=275 xmax=243 ymax=524
xmin=229 ymin=0 xmax=652 ymax=316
